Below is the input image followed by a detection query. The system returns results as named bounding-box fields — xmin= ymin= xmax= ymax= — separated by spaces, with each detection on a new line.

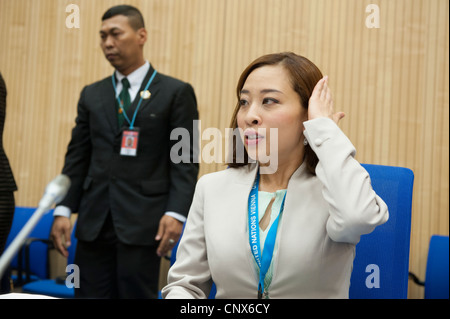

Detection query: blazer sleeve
xmin=162 ymin=175 xmax=213 ymax=299
xmin=166 ymin=82 xmax=199 ymax=216
xmin=303 ymin=117 xmax=389 ymax=244
xmin=59 ymin=86 xmax=92 ymax=213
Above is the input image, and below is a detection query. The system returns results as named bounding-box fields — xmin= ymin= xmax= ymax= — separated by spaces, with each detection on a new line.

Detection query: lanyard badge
xmin=248 ymin=170 xmax=286 ymax=299
xmin=112 ymin=69 xmax=158 ymax=157
xmin=120 ymin=127 xmax=140 ymax=156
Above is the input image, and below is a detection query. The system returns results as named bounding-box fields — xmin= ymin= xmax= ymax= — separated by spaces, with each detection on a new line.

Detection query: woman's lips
xmin=244 ymin=129 xmax=265 ymax=146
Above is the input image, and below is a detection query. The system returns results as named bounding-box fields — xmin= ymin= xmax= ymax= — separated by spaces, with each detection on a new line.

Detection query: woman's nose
xmin=244 ymin=103 xmax=261 ymax=126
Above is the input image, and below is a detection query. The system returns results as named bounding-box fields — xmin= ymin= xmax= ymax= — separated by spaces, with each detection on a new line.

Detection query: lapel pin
xmin=140 ymin=90 xmax=151 ymax=99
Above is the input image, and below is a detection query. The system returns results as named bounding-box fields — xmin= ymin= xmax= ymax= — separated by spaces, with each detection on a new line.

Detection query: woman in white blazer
xmin=162 ymin=52 xmax=389 ymax=299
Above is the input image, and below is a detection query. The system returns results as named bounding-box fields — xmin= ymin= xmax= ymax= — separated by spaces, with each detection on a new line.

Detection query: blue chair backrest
xmin=425 ymin=235 xmax=449 ymax=299
xmin=349 ymin=164 xmax=414 ymax=299
xmin=5 ymin=206 xmax=54 ymax=279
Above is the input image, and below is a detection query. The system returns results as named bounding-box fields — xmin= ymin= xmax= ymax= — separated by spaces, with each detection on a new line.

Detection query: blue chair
xmin=4 ymin=206 xmax=54 ymax=285
xmin=349 ymin=164 xmax=414 ymax=299
xmin=409 ymin=235 xmax=449 ymax=299
xmin=22 ymin=222 xmax=77 ymax=298
xmin=423 ymin=235 xmax=449 ymax=299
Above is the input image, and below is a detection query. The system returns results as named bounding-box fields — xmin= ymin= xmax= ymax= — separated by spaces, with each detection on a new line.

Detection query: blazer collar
xmin=102 ymin=64 xmax=160 ymax=134
xmin=115 ymin=61 xmax=150 ymax=90
xmin=234 ymin=163 xmax=259 ymax=186
xmin=125 ymin=64 xmax=159 ymax=121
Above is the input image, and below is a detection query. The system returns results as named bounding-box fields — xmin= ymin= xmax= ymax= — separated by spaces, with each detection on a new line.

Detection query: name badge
xmin=120 ymin=128 xmax=140 ymax=156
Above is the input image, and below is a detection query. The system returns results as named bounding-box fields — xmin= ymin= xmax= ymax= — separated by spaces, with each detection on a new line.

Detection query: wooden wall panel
xmin=0 ymin=0 xmax=448 ymax=298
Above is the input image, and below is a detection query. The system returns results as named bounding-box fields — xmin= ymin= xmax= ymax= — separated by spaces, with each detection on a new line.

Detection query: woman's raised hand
xmin=308 ymin=76 xmax=345 ymax=124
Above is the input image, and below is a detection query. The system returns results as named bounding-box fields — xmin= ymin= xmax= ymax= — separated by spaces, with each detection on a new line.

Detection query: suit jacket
xmin=0 ymin=72 xmax=17 ymax=192
xmin=162 ymin=117 xmax=389 ymax=299
xmin=59 ymin=65 xmax=199 ymax=245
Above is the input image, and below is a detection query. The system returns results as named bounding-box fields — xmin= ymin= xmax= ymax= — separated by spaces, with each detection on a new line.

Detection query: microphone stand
xmin=0 ymin=206 xmax=52 ymax=279
xmin=0 ymin=174 xmax=70 ymax=279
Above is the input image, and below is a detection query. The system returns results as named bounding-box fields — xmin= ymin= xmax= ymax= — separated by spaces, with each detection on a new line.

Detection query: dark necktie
xmin=117 ymin=77 xmax=131 ymax=127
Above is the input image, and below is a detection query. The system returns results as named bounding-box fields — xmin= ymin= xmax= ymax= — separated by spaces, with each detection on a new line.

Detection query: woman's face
xmin=236 ymin=65 xmax=307 ymax=171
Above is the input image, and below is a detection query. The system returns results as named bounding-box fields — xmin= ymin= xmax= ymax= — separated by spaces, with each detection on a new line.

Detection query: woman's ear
xmin=300 ymin=112 xmax=308 ymax=131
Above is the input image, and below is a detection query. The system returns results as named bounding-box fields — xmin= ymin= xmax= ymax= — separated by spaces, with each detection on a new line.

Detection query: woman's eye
xmin=239 ymin=99 xmax=248 ymax=106
xmin=263 ymin=98 xmax=278 ymax=105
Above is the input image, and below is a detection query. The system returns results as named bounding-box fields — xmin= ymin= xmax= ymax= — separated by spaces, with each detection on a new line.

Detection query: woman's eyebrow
xmin=260 ymin=89 xmax=283 ymax=94
xmin=240 ymin=89 xmax=283 ymax=95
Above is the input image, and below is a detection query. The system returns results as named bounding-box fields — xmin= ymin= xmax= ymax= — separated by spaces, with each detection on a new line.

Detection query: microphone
xmin=0 ymin=174 xmax=71 ymax=279
xmin=38 ymin=174 xmax=71 ymax=209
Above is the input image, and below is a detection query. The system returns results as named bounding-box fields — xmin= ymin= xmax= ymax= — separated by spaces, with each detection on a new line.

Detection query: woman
xmin=162 ymin=52 xmax=389 ymax=299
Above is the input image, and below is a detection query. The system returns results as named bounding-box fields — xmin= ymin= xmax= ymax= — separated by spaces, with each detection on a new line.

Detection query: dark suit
xmin=0 ymin=72 xmax=17 ymax=293
xmin=60 ymin=64 xmax=199 ymax=298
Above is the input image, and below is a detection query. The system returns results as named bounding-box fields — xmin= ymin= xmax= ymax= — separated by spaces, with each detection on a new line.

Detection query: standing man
xmin=50 ymin=5 xmax=199 ymax=298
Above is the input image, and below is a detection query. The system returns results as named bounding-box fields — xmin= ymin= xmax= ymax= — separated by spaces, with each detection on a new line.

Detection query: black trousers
xmin=74 ymin=213 xmax=161 ymax=299
xmin=0 ymin=192 xmax=15 ymax=294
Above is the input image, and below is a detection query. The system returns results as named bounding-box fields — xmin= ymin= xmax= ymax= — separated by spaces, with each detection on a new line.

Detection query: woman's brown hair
xmin=228 ymin=52 xmax=323 ymax=175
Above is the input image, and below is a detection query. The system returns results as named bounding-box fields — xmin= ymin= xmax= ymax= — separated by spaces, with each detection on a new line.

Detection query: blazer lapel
xmin=233 ymin=163 xmax=261 ymax=281
xmin=99 ymin=76 xmax=120 ymax=135
xmin=101 ymin=65 xmax=160 ymax=135
xmin=235 ymin=163 xmax=258 ymax=185
xmin=232 ymin=164 xmax=259 ymax=237
xmin=125 ymin=65 xmax=160 ymax=122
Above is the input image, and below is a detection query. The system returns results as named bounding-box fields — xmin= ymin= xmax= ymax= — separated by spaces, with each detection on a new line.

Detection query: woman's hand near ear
xmin=308 ymin=76 xmax=345 ymax=124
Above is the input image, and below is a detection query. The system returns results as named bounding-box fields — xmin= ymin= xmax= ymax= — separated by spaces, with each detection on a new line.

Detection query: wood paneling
xmin=0 ymin=0 xmax=448 ymax=298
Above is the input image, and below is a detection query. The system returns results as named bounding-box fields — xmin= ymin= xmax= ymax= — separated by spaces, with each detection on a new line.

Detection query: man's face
xmin=99 ymin=15 xmax=146 ymax=74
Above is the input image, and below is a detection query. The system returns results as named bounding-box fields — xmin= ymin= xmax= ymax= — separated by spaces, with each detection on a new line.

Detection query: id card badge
xmin=120 ymin=128 xmax=140 ymax=156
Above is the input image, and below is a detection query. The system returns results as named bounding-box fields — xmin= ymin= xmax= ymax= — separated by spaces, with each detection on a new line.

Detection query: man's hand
xmin=155 ymin=215 xmax=183 ymax=257
xmin=50 ymin=216 xmax=72 ymax=257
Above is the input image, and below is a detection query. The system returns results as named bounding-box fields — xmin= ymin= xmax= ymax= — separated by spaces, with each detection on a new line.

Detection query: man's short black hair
xmin=102 ymin=5 xmax=145 ymax=30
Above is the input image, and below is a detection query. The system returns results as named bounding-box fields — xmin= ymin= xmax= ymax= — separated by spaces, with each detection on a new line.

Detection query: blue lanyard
xmin=248 ymin=170 xmax=287 ymax=298
xmin=111 ymin=69 xmax=158 ymax=129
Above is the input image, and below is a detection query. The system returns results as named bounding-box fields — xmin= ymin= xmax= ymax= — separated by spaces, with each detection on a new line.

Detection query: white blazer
xmin=162 ymin=118 xmax=389 ymax=299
